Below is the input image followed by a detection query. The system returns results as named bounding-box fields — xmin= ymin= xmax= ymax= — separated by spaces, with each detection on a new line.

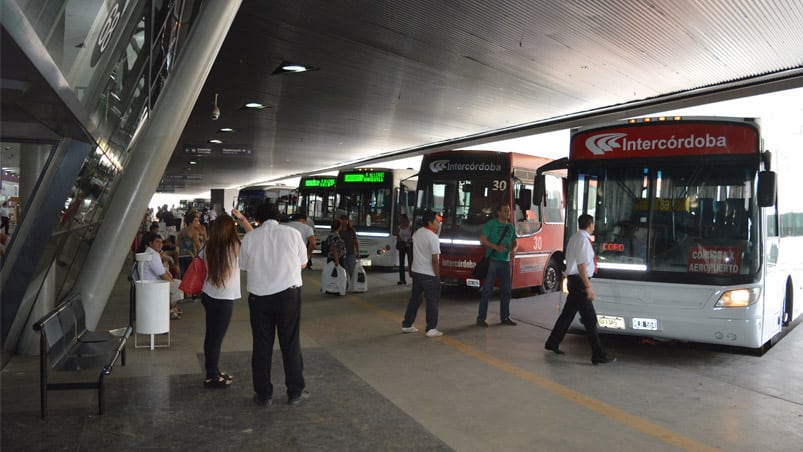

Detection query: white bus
xmin=536 ymin=116 xmax=802 ymax=351
xmin=335 ymin=168 xmax=416 ymax=267
xmin=296 ymin=175 xmax=338 ymax=250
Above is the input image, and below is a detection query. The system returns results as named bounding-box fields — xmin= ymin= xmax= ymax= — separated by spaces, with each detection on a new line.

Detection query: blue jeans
xmin=344 ymin=253 xmax=357 ymax=286
xmin=478 ymin=259 xmax=512 ymax=321
xmin=402 ymin=272 xmax=441 ymax=331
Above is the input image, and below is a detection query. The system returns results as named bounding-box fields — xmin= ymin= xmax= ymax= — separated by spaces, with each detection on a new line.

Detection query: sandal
xmin=219 ymin=372 xmax=233 ymax=383
xmin=204 ymin=375 xmax=232 ymax=389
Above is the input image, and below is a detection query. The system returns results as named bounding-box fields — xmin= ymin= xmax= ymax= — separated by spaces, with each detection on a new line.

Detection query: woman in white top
xmin=201 ymin=211 xmax=252 ymax=388
xmin=395 ymin=214 xmax=412 ymax=285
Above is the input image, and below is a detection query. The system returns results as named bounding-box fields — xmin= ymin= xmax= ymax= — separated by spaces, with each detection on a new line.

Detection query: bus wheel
xmin=782 ymin=277 xmax=794 ymax=326
xmin=537 ymin=259 xmax=561 ymax=294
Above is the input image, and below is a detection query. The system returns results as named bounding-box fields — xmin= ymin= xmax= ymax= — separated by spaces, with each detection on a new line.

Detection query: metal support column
xmin=77 ymin=0 xmax=242 ymax=329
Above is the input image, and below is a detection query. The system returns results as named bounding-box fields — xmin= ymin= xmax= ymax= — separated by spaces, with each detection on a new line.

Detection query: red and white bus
xmin=415 ymin=150 xmax=565 ymax=292
xmin=536 ymin=116 xmax=803 ymax=350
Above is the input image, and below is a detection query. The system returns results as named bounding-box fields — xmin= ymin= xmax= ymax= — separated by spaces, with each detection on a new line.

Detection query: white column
xmin=78 ymin=0 xmax=242 ymax=329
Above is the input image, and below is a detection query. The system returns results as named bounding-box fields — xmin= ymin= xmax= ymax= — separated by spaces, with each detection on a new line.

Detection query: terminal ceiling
xmin=14 ymin=1 xmax=803 ymax=197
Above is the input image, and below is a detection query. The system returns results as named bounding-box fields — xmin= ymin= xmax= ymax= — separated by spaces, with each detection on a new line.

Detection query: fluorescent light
xmin=282 ymin=64 xmax=307 ymax=72
xmin=217 ymin=127 xmax=234 ymax=133
xmin=208 ymin=139 xmax=223 ymax=144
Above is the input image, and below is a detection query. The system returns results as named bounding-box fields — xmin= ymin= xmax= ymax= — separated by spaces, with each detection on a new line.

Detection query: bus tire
xmin=782 ymin=277 xmax=794 ymax=326
xmin=537 ymin=259 xmax=561 ymax=294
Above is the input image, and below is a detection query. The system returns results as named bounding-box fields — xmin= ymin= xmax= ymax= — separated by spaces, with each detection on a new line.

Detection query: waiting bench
xmin=32 ymin=294 xmax=132 ymax=418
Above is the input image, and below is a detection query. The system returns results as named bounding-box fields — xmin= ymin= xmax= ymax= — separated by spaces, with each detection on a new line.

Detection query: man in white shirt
xmin=239 ymin=202 xmax=309 ymax=405
xmin=401 ymin=211 xmax=444 ymax=337
xmin=286 ymin=213 xmax=316 ymax=270
xmin=544 ymin=214 xmax=615 ymax=364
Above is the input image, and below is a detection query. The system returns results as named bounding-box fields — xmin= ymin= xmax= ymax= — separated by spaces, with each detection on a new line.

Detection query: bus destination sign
xmin=342 ymin=172 xmax=386 ymax=184
xmin=303 ymin=177 xmax=336 ymax=188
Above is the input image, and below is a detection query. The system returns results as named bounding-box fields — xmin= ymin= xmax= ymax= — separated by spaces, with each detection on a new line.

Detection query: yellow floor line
xmin=307 ymin=277 xmax=719 ymax=451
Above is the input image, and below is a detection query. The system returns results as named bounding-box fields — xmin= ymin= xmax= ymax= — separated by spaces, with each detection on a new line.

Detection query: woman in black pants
xmin=395 ymin=214 xmax=412 ymax=284
xmin=201 ymin=211 xmax=252 ymax=388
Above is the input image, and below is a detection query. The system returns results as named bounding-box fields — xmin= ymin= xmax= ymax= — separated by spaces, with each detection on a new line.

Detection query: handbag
xmin=471 ymin=224 xmax=512 ymax=279
xmin=178 ymin=246 xmax=206 ymax=296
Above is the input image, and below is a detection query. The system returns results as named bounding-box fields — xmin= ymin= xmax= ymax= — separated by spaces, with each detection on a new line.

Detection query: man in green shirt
xmin=476 ymin=203 xmax=518 ymax=326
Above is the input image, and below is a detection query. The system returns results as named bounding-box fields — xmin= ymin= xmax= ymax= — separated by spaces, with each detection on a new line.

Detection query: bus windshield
xmin=298 ymin=191 xmax=337 ymax=226
xmin=337 ymin=187 xmax=393 ymax=232
xmin=420 ymin=177 xmax=509 ymax=240
xmin=571 ymin=161 xmax=760 ymax=282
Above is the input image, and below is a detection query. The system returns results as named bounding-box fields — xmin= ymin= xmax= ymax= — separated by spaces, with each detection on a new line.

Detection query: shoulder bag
xmin=179 ymin=245 xmax=206 ymax=296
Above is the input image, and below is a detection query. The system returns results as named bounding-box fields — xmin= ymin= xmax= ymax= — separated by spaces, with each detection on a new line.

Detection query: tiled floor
xmin=3 ymin=256 xmax=803 ymax=451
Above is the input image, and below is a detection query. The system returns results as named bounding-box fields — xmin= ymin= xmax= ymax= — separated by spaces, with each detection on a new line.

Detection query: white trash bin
xmin=135 ymin=280 xmax=170 ymax=350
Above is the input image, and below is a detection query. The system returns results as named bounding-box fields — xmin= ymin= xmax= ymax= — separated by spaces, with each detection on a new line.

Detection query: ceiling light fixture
xmin=243 ymin=102 xmax=266 ymax=110
xmin=272 ymin=60 xmax=319 ymax=75
xmin=209 ymin=139 xmax=223 ymax=144
xmin=217 ymin=127 xmax=234 ymax=133
xmin=189 ymin=161 xmax=197 ymax=165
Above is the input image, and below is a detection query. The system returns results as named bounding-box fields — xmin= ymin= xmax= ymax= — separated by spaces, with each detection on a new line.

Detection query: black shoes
xmin=253 ymin=394 xmax=272 ymax=406
xmin=288 ymin=390 xmax=310 ymax=405
xmin=397 ymin=281 xmax=406 ymax=285
xmin=544 ymin=344 xmax=565 ymax=355
xmin=476 ymin=319 xmax=488 ymax=327
xmin=592 ymin=356 xmax=616 ymax=365
xmin=501 ymin=318 xmax=517 ymax=326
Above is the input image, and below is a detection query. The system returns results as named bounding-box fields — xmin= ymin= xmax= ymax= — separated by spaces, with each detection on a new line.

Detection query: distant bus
xmin=236 ymin=185 xmax=296 ymax=223
xmin=335 ymin=168 xmax=417 ymax=267
xmin=296 ymin=175 xmax=338 ymax=250
xmin=415 ymin=150 xmax=565 ymax=292
xmin=536 ymin=116 xmax=803 ymax=350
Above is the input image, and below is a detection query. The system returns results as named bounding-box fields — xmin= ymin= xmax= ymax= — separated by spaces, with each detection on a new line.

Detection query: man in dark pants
xmin=401 ymin=211 xmax=444 ymax=337
xmin=545 ymin=213 xmax=615 ymax=365
xmin=239 ymin=202 xmax=310 ymax=405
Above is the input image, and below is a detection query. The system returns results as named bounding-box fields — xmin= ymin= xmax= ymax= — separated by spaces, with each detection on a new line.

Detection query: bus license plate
xmin=466 ymin=278 xmax=480 ymax=288
xmin=360 ymin=258 xmax=372 ymax=267
xmin=597 ymin=315 xmax=625 ymax=330
xmin=632 ymin=318 xmax=658 ymax=330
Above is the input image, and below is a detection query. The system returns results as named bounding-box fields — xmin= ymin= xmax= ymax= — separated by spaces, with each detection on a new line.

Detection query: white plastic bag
xmin=321 ymin=261 xmax=347 ymax=296
xmin=350 ymin=262 xmax=367 ymax=292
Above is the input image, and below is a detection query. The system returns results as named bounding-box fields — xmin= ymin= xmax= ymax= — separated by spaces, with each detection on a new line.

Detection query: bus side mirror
xmin=533 ymin=175 xmax=546 ymax=206
xmin=517 ymin=188 xmax=531 ymax=213
xmin=757 ymin=171 xmax=776 ymax=207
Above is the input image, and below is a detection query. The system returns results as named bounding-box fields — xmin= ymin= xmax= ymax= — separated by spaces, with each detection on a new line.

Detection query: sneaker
xmin=476 ymin=319 xmax=488 ymax=327
xmin=425 ymin=329 xmax=444 ymax=337
xmin=288 ymin=390 xmax=310 ymax=405
xmin=592 ymin=356 xmax=616 ymax=365
xmin=501 ymin=318 xmax=518 ymax=326
xmin=401 ymin=326 xmax=418 ymax=333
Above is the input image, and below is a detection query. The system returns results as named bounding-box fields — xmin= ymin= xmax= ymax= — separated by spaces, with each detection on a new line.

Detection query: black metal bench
xmin=32 ymin=293 xmax=132 ymax=418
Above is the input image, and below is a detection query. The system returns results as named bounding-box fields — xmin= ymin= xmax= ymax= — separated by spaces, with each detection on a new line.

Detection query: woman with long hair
xmin=201 ymin=211 xmax=252 ymax=388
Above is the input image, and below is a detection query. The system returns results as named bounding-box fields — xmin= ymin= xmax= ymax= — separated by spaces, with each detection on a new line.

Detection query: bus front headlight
xmin=715 ymin=288 xmax=760 ymax=308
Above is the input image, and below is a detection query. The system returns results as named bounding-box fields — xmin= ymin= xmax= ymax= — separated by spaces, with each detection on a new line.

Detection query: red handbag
xmin=179 ymin=253 xmax=206 ymax=296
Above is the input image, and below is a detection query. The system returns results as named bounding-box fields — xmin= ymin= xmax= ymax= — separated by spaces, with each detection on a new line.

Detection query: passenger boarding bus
xmin=535 ymin=116 xmax=803 ymax=350
xmin=336 ymin=168 xmax=416 ymax=267
xmin=415 ymin=150 xmax=565 ymax=292
xmin=236 ymin=185 xmax=296 ymax=223
xmin=296 ymin=175 xmax=338 ymax=250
